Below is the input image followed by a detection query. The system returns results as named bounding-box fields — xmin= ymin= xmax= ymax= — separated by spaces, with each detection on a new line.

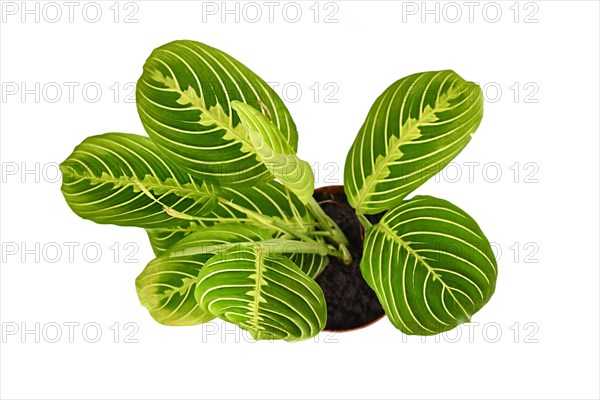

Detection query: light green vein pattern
xmin=361 ymin=196 xmax=497 ymax=335
xmin=232 ymin=101 xmax=314 ymax=204
xmin=145 ymin=180 xmax=328 ymax=279
xmin=195 ymin=246 xmax=327 ymax=341
xmin=60 ymin=132 xmax=218 ymax=229
xmin=345 ymin=70 xmax=484 ymax=214
xmin=136 ymin=224 xmax=272 ymax=326
xmin=136 ymin=40 xmax=298 ymax=185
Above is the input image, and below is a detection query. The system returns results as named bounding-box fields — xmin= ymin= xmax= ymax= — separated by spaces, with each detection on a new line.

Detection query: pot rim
xmin=314 ymin=184 xmax=345 ymax=195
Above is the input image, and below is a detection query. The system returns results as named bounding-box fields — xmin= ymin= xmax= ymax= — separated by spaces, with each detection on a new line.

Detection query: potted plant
xmin=60 ymin=40 xmax=497 ymax=341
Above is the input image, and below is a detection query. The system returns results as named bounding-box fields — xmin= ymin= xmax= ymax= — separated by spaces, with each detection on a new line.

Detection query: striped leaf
xmin=136 ymin=40 xmax=298 ymax=185
xmin=60 ymin=133 xmax=219 ymax=229
xmin=145 ymin=180 xmax=316 ymax=254
xmin=147 ymin=222 xmax=206 ymax=256
xmin=287 ymin=248 xmax=329 ymax=279
xmin=232 ymin=101 xmax=314 ymax=204
xmin=361 ymin=196 xmax=497 ymax=335
xmin=136 ymin=224 xmax=271 ymax=326
xmin=345 ymin=70 xmax=484 ymax=214
xmin=195 ymin=246 xmax=327 ymax=341
xmin=219 ymin=181 xmax=313 ymax=227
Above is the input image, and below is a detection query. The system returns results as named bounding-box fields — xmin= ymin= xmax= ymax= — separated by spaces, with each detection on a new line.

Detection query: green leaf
xmin=195 ymin=246 xmax=327 ymax=341
xmin=136 ymin=40 xmax=298 ymax=185
xmin=147 ymin=222 xmax=207 ymax=256
xmin=345 ymin=70 xmax=484 ymax=214
xmin=287 ymin=250 xmax=329 ymax=280
xmin=231 ymin=101 xmax=314 ymax=204
xmin=361 ymin=195 xmax=497 ymax=335
xmin=231 ymin=100 xmax=295 ymax=155
xmin=60 ymin=133 xmax=219 ymax=229
xmin=146 ymin=180 xmax=317 ymax=255
xmin=219 ymin=181 xmax=317 ymax=233
xmin=136 ymin=224 xmax=271 ymax=326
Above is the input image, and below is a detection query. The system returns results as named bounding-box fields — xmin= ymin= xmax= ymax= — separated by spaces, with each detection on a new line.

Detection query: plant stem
xmin=135 ymin=176 xmax=352 ymax=264
xmin=218 ymin=197 xmax=316 ymax=243
xmin=307 ymin=197 xmax=350 ymax=247
xmin=307 ymin=231 xmax=332 ymax=237
xmin=306 ymin=197 xmax=352 ymax=265
xmin=357 ymin=213 xmax=373 ymax=230
xmin=220 ymin=196 xmax=352 ymax=265
xmin=170 ymin=239 xmax=343 ymax=258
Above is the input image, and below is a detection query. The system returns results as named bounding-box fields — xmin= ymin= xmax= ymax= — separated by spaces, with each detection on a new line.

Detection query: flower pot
xmin=313 ymin=185 xmax=385 ymax=332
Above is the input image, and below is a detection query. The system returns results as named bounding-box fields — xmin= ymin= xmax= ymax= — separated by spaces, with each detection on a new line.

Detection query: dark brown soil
xmin=314 ymin=186 xmax=385 ymax=331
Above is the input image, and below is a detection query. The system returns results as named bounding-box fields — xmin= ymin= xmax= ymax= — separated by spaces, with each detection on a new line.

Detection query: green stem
xmin=134 ymin=177 xmax=352 ymax=264
xmin=307 ymin=231 xmax=332 ymax=237
xmin=357 ymin=213 xmax=373 ymax=230
xmin=218 ymin=197 xmax=316 ymax=243
xmin=220 ymin=197 xmax=352 ymax=265
xmin=170 ymin=239 xmax=342 ymax=258
xmin=307 ymin=197 xmax=350 ymax=247
xmin=306 ymin=197 xmax=352 ymax=265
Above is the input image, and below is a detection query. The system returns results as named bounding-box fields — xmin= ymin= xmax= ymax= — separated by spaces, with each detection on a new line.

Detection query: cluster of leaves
xmin=60 ymin=40 xmax=497 ymax=341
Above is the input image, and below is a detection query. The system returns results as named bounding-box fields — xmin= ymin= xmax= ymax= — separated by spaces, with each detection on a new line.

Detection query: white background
xmin=1 ymin=1 xmax=599 ymax=399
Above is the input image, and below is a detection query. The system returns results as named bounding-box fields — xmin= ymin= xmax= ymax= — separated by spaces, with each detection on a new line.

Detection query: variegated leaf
xmin=60 ymin=133 xmax=218 ymax=228
xmin=232 ymin=101 xmax=314 ymax=204
xmin=345 ymin=70 xmax=484 ymax=214
xmin=361 ymin=196 xmax=497 ymax=335
xmin=145 ymin=180 xmax=315 ymax=254
xmin=195 ymin=246 xmax=327 ymax=341
xmin=136 ymin=224 xmax=272 ymax=326
xmin=136 ymin=40 xmax=298 ymax=185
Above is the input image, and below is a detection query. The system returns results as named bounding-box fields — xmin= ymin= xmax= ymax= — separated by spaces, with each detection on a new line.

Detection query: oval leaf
xmin=195 ymin=246 xmax=327 ymax=341
xmin=345 ymin=70 xmax=484 ymax=214
xmin=60 ymin=133 xmax=218 ymax=228
xmin=361 ymin=195 xmax=497 ymax=335
xmin=232 ymin=101 xmax=314 ymax=204
xmin=136 ymin=40 xmax=298 ymax=185
xmin=136 ymin=224 xmax=271 ymax=326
